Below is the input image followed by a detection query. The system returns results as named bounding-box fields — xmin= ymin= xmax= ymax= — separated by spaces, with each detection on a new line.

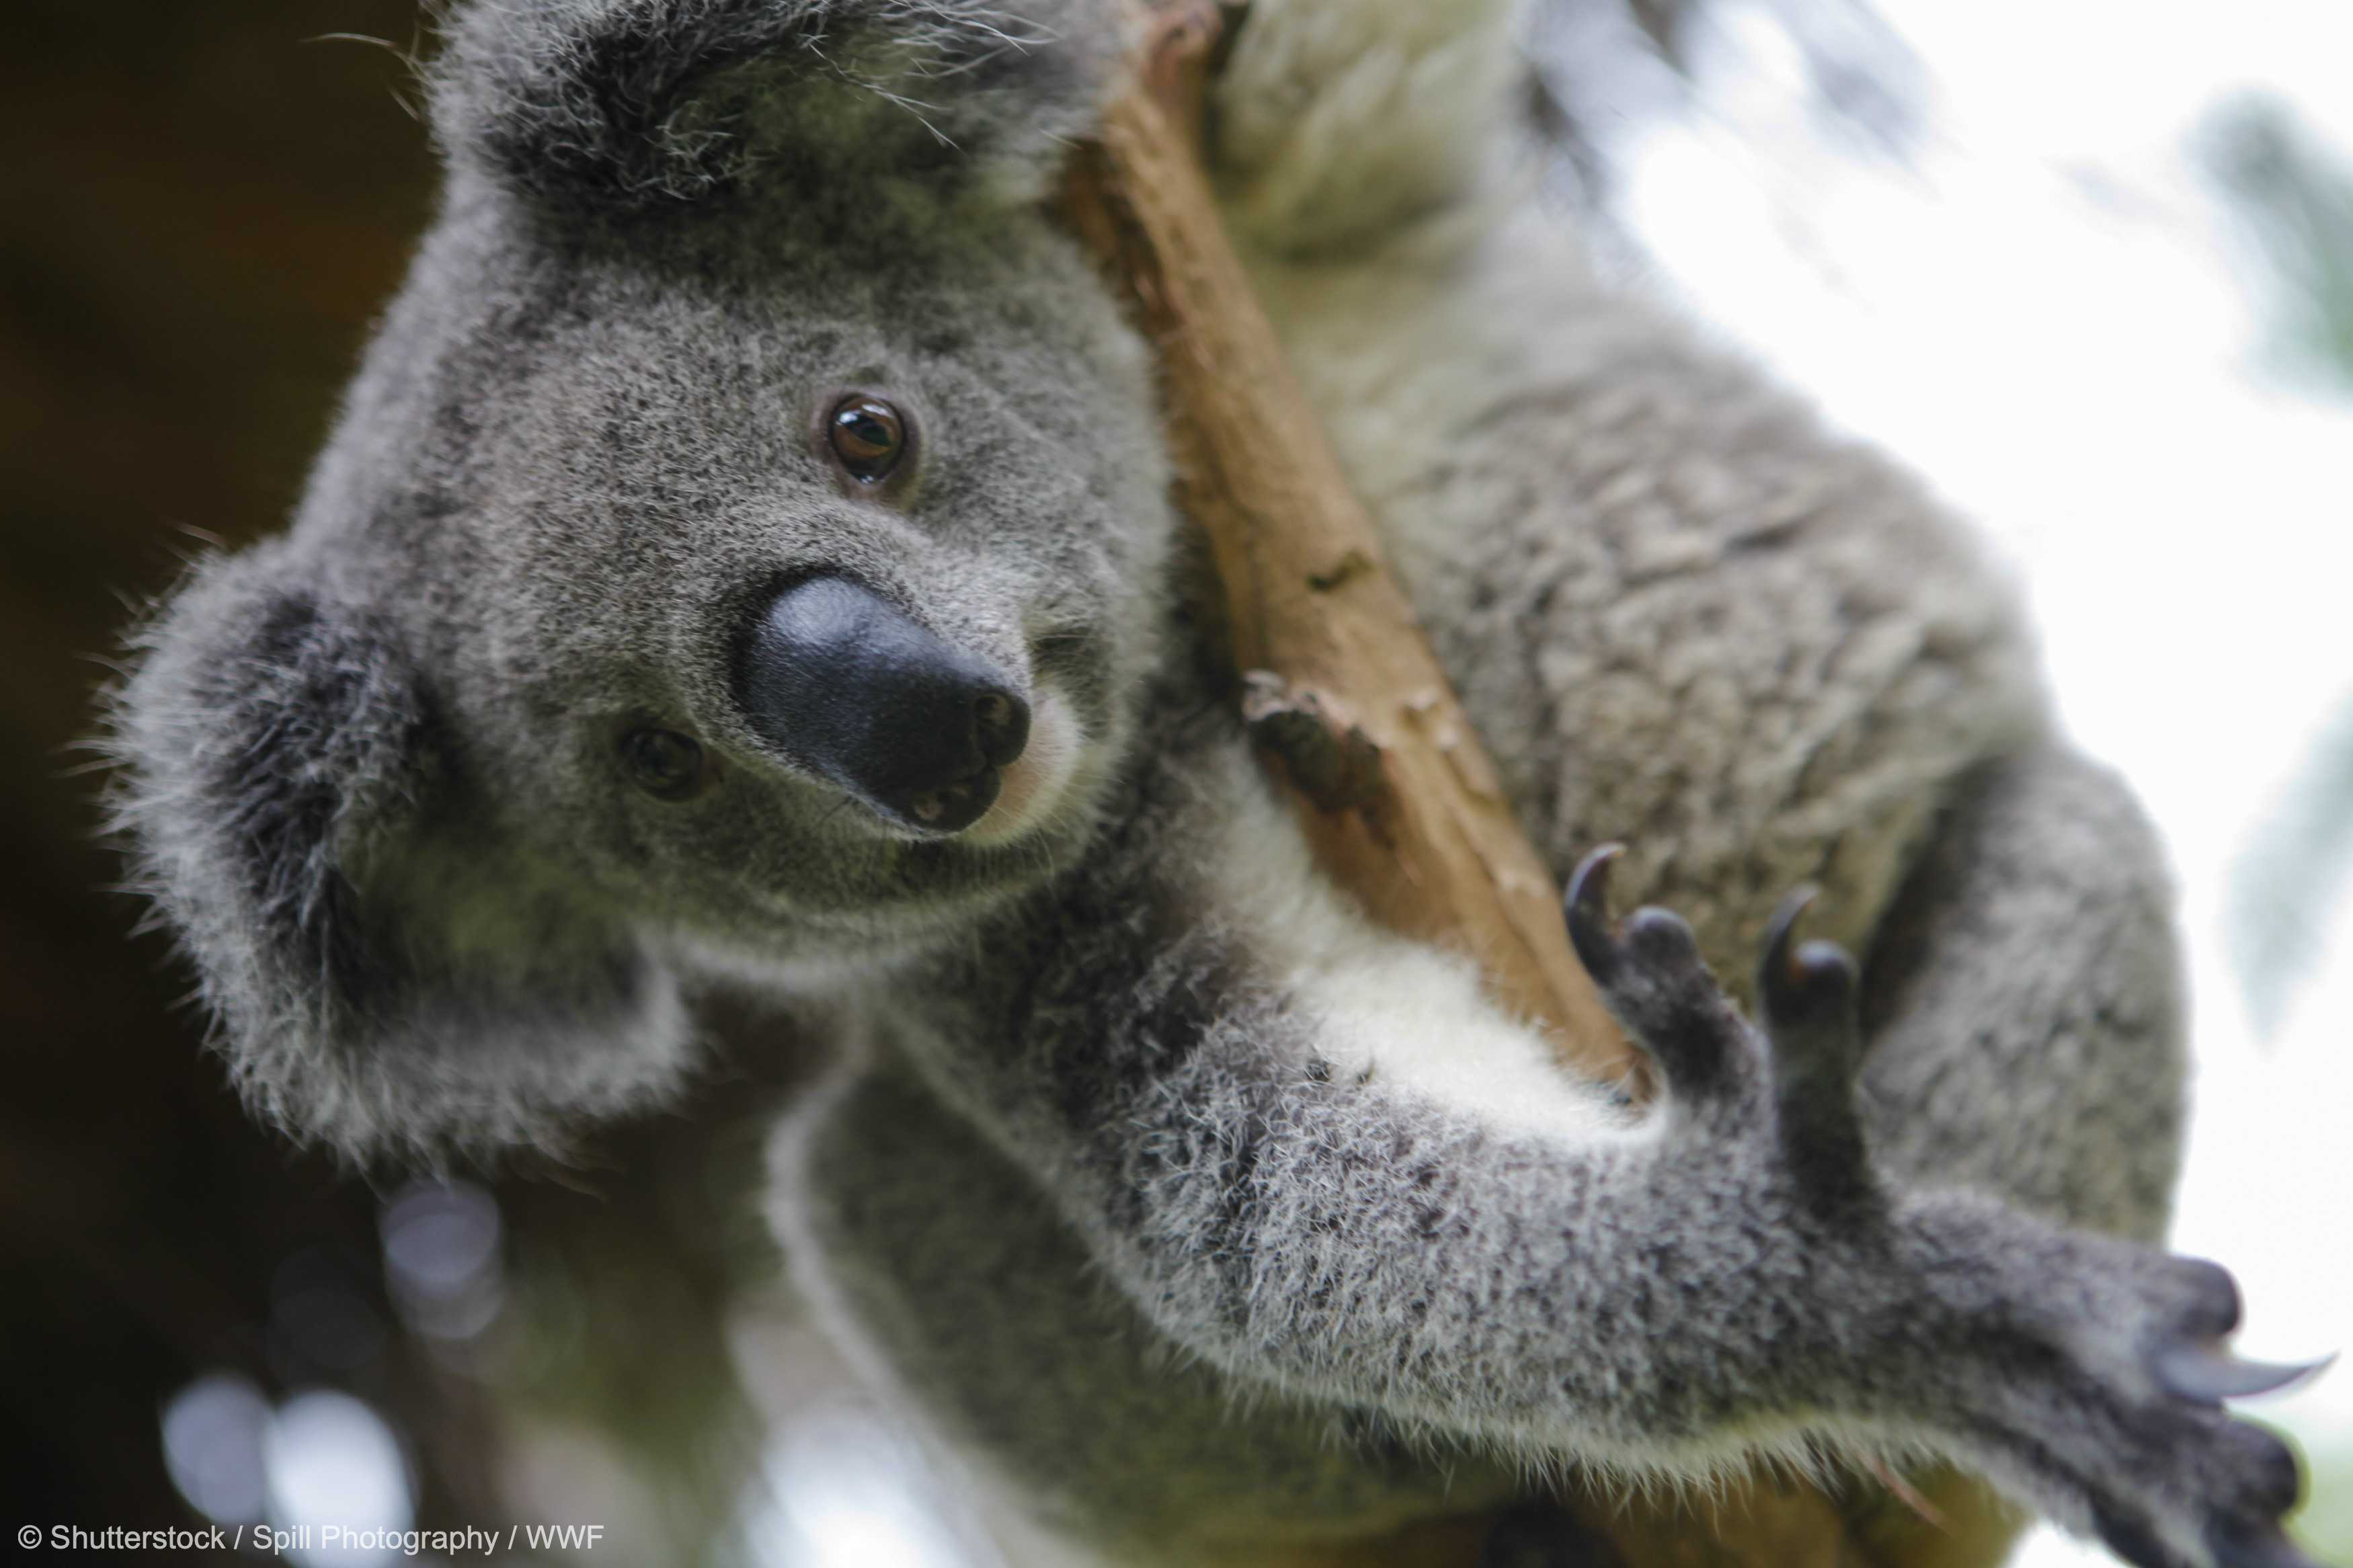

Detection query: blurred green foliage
xmin=2207 ymin=103 xmax=2353 ymax=1038
xmin=2202 ymin=95 xmax=2353 ymax=1568
xmin=2204 ymin=96 xmax=2353 ymax=391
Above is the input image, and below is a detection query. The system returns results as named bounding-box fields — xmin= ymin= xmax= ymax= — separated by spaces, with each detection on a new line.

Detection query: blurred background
xmin=2 ymin=1 xmax=2346 ymax=1564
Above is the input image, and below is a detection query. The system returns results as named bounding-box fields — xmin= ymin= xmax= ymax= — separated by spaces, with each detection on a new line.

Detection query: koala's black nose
xmin=737 ymin=576 xmax=1030 ymax=833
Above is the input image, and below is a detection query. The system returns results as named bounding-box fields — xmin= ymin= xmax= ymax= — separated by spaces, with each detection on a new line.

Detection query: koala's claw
xmin=1563 ymin=843 xmax=1626 ymax=985
xmin=1759 ymin=883 xmax=1814 ymax=979
xmin=2152 ymin=1343 xmax=2336 ymax=1407
xmin=1751 ymin=887 xmax=1875 ymax=1206
xmin=1566 ymin=856 xmax=1879 ymax=1194
xmin=1985 ymin=1252 xmax=2326 ymax=1568
xmin=1564 ymin=845 xmax=1751 ymax=1102
xmin=1757 ymin=884 xmax=1850 ymax=1026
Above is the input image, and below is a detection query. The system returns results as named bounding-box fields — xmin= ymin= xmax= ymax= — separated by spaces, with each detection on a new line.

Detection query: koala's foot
xmin=1208 ymin=0 xmax=1522 ymax=251
xmin=1563 ymin=845 xmax=2335 ymax=1568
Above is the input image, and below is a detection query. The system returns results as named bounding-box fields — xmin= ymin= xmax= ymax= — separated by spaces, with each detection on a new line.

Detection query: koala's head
xmin=108 ymin=0 xmax=1170 ymax=1156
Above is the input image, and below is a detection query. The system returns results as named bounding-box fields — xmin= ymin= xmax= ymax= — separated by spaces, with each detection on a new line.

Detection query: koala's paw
xmin=1564 ymin=845 xmax=1874 ymax=1206
xmin=1947 ymin=1245 xmax=2334 ymax=1568
xmin=1562 ymin=844 xmax=2336 ymax=1568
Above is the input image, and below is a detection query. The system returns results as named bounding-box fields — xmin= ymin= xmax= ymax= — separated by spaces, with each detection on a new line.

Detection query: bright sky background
xmin=1613 ymin=1 xmax=2353 ymax=1559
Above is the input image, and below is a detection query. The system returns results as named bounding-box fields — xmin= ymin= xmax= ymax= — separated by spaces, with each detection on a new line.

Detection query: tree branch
xmin=1060 ymin=2 xmax=1636 ymax=1085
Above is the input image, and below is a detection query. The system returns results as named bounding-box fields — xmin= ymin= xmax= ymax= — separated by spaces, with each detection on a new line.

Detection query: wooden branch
xmin=1061 ymin=2 xmax=1637 ymax=1087
xmin=1058 ymin=6 xmax=2030 ymax=1567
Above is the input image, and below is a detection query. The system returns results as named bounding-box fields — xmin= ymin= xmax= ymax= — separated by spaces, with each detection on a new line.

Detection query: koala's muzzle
xmin=737 ymin=577 xmax=1030 ymax=833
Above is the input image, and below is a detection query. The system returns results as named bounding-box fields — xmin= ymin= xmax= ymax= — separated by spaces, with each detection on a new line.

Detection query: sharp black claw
xmin=1761 ymin=884 xmax=1817 ymax=987
xmin=1759 ymin=885 xmax=1825 ymax=1022
xmin=1565 ymin=844 xmax=1625 ymax=983
xmin=1759 ymin=886 xmax=1858 ymax=1034
xmin=2211 ymin=1520 xmax=2336 ymax=1568
xmin=2151 ymin=1343 xmax=2336 ymax=1405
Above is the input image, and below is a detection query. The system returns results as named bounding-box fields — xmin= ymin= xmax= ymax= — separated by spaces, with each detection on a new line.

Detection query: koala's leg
xmin=1856 ymin=748 xmax=2187 ymax=1245
xmin=1207 ymin=0 xmax=1524 ymax=255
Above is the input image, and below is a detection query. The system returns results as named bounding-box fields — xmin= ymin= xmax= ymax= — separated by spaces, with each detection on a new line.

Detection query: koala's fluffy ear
xmin=110 ymin=547 xmax=694 ymax=1161
xmin=432 ymin=0 xmax=1117 ymax=209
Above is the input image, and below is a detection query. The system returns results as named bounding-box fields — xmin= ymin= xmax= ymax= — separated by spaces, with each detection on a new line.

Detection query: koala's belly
xmin=1253 ymin=223 xmax=2044 ymax=977
xmin=770 ymin=1055 xmax=1519 ymax=1564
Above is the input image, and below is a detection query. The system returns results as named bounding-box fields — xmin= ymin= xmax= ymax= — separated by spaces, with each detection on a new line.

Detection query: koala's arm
xmin=886 ymin=743 xmax=2309 ymax=1568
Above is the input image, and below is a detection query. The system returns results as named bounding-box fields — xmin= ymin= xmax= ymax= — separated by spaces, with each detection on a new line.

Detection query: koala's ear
xmin=432 ymin=0 xmax=1118 ymax=208
xmin=110 ymin=547 xmax=694 ymax=1161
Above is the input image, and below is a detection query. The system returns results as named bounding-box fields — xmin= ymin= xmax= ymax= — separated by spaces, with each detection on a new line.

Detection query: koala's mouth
xmin=957 ymin=684 xmax=1084 ymax=846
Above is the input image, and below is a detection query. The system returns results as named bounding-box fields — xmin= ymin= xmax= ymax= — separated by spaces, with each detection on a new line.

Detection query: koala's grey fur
xmin=110 ymin=1 xmax=2320 ymax=1565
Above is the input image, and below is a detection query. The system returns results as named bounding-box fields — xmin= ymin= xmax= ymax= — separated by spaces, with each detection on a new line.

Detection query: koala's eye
xmin=826 ymin=395 xmax=908 ymax=485
xmin=621 ymin=727 xmax=708 ymax=802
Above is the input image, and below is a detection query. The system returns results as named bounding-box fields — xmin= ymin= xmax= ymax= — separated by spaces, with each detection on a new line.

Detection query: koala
xmin=109 ymin=1 xmax=2329 ymax=1565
